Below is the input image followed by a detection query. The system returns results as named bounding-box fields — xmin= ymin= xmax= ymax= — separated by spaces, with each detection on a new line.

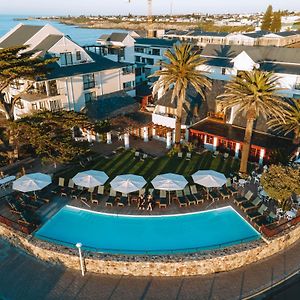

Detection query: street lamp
xmin=76 ymin=242 xmax=85 ymax=276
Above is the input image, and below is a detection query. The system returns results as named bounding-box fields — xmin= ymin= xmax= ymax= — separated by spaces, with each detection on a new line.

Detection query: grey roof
xmin=31 ymin=34 xmax=63 ymax=56
xmin=45 ymin=51 xmax=131 ymax=80
xmin=0 ymin=25 xmax=43 ymax=48
xmin=165 ymin=30 xmax=189 ymax=36
xmin=98 ymin=34 xmax=110 ymax=41
xmin=108 ymin=33 xmax=129 ymax=42
xmin=135 ymin=38 xmax=178 ymax=47
xmin=260 ymin=62 xmax=300 ymax=75
xmin=187 ymin=30 xmax=228 ymax=37
xmin=201 ymin=44 xmax=300 ymax=64
xmin=244 ymin=31 xmax=270 ymax=39
xmin=271 ymin=31 xmax=300 ymax=37
xmin=204 ymin=57 xmax=233 ymax=68
xmin=86 ymin=90 xmax=138 ymax=120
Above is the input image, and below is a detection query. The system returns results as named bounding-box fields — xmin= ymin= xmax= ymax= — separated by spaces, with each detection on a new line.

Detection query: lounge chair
xmin=234 ymin=190 xmax=253 ymax=206
xmin=212 ymin=151 xmax=219 ymax=158
xmin=61 ymin=179 xmax=75 ymax=197
xmin=190 ymin=185 xmax=205 ymax=204
xmin=175 ymin=190 xmax=187 ymax=207
xmin=219 ymin=187 xmax=230 ymax=200
xmin=91 ymin=186 xmax=105 ymax=204
xmin=253 ymin=216 xmax=270 ymax=229
xmin=157 ymin=190 xmax=167 ymax=208
xmin=247 ymin=204 xmax=268 ymax=221
xmin=186 ymin=152 xmax=191 ymax=161
xmin=80 ymin=187 xmax=95 ymax=201
xmin=178 ymin=152 xmax=183 ymax=158
xmin=51 ymin=177 xmax=65 ymax=194
xmin=240 ymin=197 xmax=262 ymax=212
xmin=118 ymin=193 xmax=129 ymax=207
xmin=184 ymin=186 xmax=196 ymax=205
xmin=209 ymin=189 xmax=220 ymax=202
xmin=71 ymin=186 xmax=84 ymax=199
xmin=134 ymin=151 xmax=140 ymax=160
xmin=226 ymin=178 xmax=238 ymax=196
xmin=106 ymin=189 xmax=117 ymax=207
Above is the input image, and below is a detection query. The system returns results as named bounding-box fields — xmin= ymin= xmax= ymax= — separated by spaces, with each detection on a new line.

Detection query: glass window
xmin=123 ymin=81 xmax=134 ymax=90
xmin=134 ymin=46 xmax=145 ymax=53
xmin=49 ymin=99 xmax=61 ymax=111
xmin=84 ymin=91 xmax=96 ymax=104
xmin=60 ymin=52 xmax=73 ymax=66
xmin=83 ymin=74 xmax=95 ymax=90
xmin=135 ymin=56 xmax=141 ymax=63
xmin=152 ymin=49 xmax=160 ymax=56
xmin=76 ymin=51 xmax=82 ymax=61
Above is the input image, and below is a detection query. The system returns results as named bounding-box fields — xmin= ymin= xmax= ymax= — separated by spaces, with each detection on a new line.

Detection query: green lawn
xmin=56 ymin=149 xmax=255 ymax=183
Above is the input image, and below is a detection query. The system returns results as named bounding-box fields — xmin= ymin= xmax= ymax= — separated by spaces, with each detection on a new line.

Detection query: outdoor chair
xmin=106 ymin=189 xmax=117 ymax=207
xmin=240 ymin=197 xmax=262 ymax=212
xmin=118 ymin=193 xmax=129 ymax=207
xmin=91 ymin=186 xmax=105 ymax=204
xmin=208 ymin=189 xmax=220 ymax=202
xmin=219 ymin=187 xmax=230 ymax=200
xmin=247 ymin=204 xmax=268 ymax=221
xmin=61 ymin=179 xmax=75 ymax=197
xmin=183 ymin=186 xmax=196 ymax=205
xmin=234 ymin=190 xmax=253 ymax=206
xmin=212 ymin=150 xmax=219 ymax=158
xmin=226 ymin=178 xmax=239 ymax=196
xmin=80 ymin=187 xmax=95 ymax=201
xmin=175 ymin=190 xmax=187 ymax=207
xmin=178 ymin=152 xmax=183 ymax=158
xmin=190 ymin=185 xmax=204 ymax=204
xmin=51 ymin=177 xmax=65 ymax=194
xmin=157 ymin=190 xmax=167 ymax=208
xmin=186 ymin=152 xmax=192 ymax=161
xmin=71 ymin=186 xmax=84 ymax=199
xmin=253 ymin=216 xmax=270 ymax=229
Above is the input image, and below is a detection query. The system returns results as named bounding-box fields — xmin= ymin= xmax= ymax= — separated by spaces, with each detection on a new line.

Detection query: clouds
xmin=2 ymin=0 xmax=299 ymax=15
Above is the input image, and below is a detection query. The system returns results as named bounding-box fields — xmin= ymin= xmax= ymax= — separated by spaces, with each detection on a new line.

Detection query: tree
xmin=268 ymin=98 xmax=300 ymax=145
xmin=151 ymin=43 xmax=211 ymax=148
xmin=0 ymin=45 xmax=57 ymax=121
xmin=261 ymin=165 xmax=300 ymax=210
xmin=261 ymin=5 xmax=273 ymax=31
xmin=270 ymin=12 xmax=282 ymax=33
xmin=218 ymin=70 xmax=287 ymax=174
xmin=14 ymin=111 xmax=93 ymax=164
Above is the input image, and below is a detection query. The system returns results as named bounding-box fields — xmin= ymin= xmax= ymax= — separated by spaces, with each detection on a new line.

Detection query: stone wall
xmin=1 ymin=222 xmax=300 ymax=276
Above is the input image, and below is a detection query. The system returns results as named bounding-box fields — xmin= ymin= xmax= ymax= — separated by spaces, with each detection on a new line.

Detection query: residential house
xmin=0 ymin=24 xmax=136 ymax=119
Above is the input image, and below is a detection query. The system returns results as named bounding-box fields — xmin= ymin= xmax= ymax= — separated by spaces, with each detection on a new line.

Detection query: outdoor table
xmin=0 ymin=175 xmax=16 ymax=187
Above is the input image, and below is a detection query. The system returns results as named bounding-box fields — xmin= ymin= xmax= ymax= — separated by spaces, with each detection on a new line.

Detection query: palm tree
xmin=218 ymin=70 xmax=287 ymax=174
xmin=268 ymin=99 xmax=300 ymax=145
xmin=151 ymin=43 xmax=211 ymax=148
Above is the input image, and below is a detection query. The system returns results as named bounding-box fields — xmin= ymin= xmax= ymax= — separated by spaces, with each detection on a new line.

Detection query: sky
xmin=1 ymin=0 xmax=299 ymax=16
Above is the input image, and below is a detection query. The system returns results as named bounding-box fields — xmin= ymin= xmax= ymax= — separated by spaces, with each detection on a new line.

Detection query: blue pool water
xmin=35 ymin=206 xmax=260 ymax=255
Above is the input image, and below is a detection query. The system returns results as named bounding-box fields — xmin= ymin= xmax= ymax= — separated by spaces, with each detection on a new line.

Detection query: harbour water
xmin=0 ymin=15 xmax=128 ymax=45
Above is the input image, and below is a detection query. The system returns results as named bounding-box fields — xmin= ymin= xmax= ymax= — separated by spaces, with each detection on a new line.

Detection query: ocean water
xmin=0 ymin=15 xmax=128 ymax=45
xmin=35 ymin=205 xmax=261 ymax=255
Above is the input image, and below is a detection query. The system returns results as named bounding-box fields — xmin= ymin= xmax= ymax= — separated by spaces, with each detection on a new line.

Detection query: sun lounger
xmin=157 ymin=190 xmax=167 ymax=208
xmin=209 ymin=190 xmax=220 ymax=201
xmin=61 ymin=179 xmax=75 ymax=197
xmin=51 ymin=177 xmax=65 ymax=194
xmin=178 ymin=152 xmax=183 ymax=158
xmin=190 ymin=185 xmax=205 ymax=204
xmin=91 ymin=186 xmax=105 ymax=204
xmin=175 ymin=190 xmax=187 ymax=207
xmin=240 ymin=197 xmax=262 ymax=212
xmin=184 ymin=186 xmax=196 ymax=205
xmin=80 ymin=187 xmax=95 ymax=201
xmin=219 ymin=187 xmax=230 ymax=200
xmin=106 ymin=189 xmax=117 ymax=207
xmin=226 ymin=178 xmax=238 ymax=196
xmin=247 ymin=204 xmax=268 ymax=221
xmin=118 ymin=194 xmax=129 ymax=207
xmin=253 ymin=216 xmax=270 ymax=229
xmin=234 ymin=190 xmax=253 ymax=206
xmin=71 ymin=186 xmax=84 ymax=199
xmin=186 ymin=153 xmax=191 ymax=161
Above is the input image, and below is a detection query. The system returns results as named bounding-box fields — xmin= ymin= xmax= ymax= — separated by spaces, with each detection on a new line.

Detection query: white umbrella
xmin=192 ymin=170 xmax=226 ymax=188
xmin=72 ymin=170 xmax=109 ymax=188
xmin=110 ymin=174 xmax=146 ymax=194
xmin=151 ymin=173 xmax=188 ymax=191
xmin=13 ymin=172 xmax=52 ymax=193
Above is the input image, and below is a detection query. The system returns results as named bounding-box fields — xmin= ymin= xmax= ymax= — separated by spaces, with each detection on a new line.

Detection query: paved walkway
xmin=1 ymin=236 xmax=300 ymax=300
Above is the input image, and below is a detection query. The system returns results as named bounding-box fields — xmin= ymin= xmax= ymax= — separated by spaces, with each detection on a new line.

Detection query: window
xmin=76 ymin=51 xmax=82 ymax=61
xmin=39 ymin=101 xmax=46 ymax=110
xmin=49 ymin=99 xmax=61 ymax=111
xmin=31 ymin=103 xmax=38 ymax=111
xmin=60 ymin=52 xmax=73 ymax=66
xmin=134 ymin=46 xmax=145 ymax=53
xmin=48 ymin=80 xmax=59 ymax=96
xmin=83 ymin=74 xmax=95 ymax=90
xmin=295 ymin=77 xmax=300 ymax=90
xmin=122 ymin=66 xmax=134 ymax=75
xmin=84 ymin=91 xmax=96 ymax=103
xmin=221 ymin=68 xmax=226 ymax=75
xmin=135 ymin=56 xmax=141 ymax=63
xmin=146 ymin=58 xmax=154 ymax=65
xmin=123 ymin=81 xmax=134 ymax=90
xmin=152 ymin=49 xmax=160 ymax=56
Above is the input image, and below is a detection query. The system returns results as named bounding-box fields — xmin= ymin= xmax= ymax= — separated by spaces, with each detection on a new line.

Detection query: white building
xmin=0 ymin=24 xmax=136 ymax=119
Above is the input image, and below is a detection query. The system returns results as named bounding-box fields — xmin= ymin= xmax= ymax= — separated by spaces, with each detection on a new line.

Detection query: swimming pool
xmin=35 ymin=205 xmax=260 ymax=255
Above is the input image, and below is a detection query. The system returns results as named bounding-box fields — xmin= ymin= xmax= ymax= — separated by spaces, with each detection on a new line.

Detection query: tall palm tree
xmin=218 ymin=70 xmax=287 ymax=174
xmin=151 ymin=43 xmax=211 ymax=148
xmin=268 ymin=99 xmax=300 ymax=145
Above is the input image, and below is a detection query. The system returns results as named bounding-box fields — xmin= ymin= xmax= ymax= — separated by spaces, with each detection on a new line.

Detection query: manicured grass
xmin=57 ymin=149 xmax=254 ymax=183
